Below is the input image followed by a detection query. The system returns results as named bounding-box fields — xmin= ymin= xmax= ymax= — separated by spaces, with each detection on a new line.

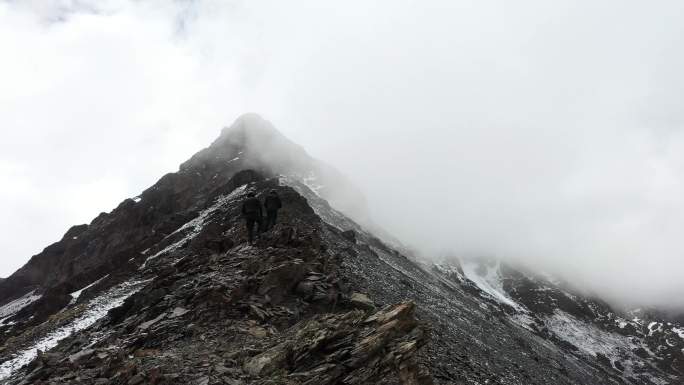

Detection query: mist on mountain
xmin=1 ymin=1 xmax=684 ymax=312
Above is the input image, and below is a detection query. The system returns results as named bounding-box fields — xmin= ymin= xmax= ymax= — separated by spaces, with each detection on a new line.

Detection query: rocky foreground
xmin=3 ymin=175 xmax=433 ymax=385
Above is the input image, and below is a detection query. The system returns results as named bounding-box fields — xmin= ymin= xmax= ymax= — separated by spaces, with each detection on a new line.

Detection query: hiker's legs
xmin=246 ymin=217 xmax=256 ymax=243
xmin=267 ymin=210 xmax=277 ymax=229
xmin=257 ymin=216 xmax=265 ymax=234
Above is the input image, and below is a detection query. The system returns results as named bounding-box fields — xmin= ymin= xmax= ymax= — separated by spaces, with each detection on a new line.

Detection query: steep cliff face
xmin=0 ymin=115 xmax=681 ymax=385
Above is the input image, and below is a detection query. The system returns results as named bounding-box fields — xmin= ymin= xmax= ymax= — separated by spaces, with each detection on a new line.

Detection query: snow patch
xmin=140 ymin=184 xmax=248 ymax=269
xmin=509 ymin=312 xmax=538 ymax=332
xmin=0 ymin=291 xmax=42 ymax=323
xmin=461 ymin=261 xmax=522 ymax=310
xmin=545 ymin=310 xmax=641 ymax=369
xmin=281 ymin=175 xmax=358 ymax=233
xmin=648 ymin=322 xmax=663 ymax=336
xmin=672 ymin=327 xmax=684 ymax=339
xmin=0 ymin=279 xmax=147 ymax=380
xmin=69 ymin=275 xmax=109 ymax=303
xmin=433 ymin=263 xmax=464 ymax=282
xmin=301 ymin=171 xmax=324 ymax=196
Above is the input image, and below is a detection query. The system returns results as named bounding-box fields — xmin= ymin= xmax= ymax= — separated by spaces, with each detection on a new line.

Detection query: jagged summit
xmin=215 ymin=113 xmax=298 ymax=152
xmin=180 ymin=115 xmax=368 ymax=226
xmin=182 ymin=114 xmax=308 ymax=175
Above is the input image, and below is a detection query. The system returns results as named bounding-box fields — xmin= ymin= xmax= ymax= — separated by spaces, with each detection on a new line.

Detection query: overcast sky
xmin=2 ymin=0 xmax=684 ymax=309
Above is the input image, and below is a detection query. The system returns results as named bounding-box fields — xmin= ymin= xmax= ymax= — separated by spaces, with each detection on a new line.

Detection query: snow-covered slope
xmin=432 ymin=258 xmax=684 ymax=384
xmin=0 ymin=279 xmax=147 ymax=379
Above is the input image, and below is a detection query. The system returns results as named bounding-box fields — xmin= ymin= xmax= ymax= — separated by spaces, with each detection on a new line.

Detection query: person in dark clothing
xmin=263 ymin=189 xmax=282 ymax=231
xmin=241 ymin=192 xmax=263 ymax=244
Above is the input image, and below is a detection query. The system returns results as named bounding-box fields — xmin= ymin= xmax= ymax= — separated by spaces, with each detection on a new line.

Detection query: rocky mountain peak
xmin=216 ymin=113 xmax=290 ymax=150
xmin=1 ymin=118 xmax=682 ymax=385
xmin=181 ymin=114 xmax=308 ymax=177
xmin=189 ymin=114 xmax=370 ymax=227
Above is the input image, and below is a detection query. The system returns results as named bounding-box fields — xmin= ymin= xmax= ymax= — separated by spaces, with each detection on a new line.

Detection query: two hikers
xmin=241 ymin=189 xmax=282 ymax=244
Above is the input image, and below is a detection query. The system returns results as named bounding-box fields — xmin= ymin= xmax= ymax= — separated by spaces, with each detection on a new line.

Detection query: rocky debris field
xmin=4 ymin=180 xmax=432 ymax=385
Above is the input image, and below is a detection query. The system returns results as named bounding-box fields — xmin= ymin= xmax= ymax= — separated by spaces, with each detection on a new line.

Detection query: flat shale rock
xmin=349 ymin=292 xmax=375 ymax=312
xmin=244 ymin=302 xmax=429 ymax=384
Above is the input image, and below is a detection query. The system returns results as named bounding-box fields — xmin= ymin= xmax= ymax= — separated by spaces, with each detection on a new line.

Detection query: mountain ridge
xmin=0 ymin=115 xmax=682 ymax=384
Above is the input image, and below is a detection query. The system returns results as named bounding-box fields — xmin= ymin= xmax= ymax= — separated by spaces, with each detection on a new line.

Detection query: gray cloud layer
xmin=1 ymin=0 xmax=683 ymax=309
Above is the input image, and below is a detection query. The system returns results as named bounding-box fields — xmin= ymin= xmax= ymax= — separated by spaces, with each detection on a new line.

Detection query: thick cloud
xmin=1 ymin=0 xmax=683 ymax=309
